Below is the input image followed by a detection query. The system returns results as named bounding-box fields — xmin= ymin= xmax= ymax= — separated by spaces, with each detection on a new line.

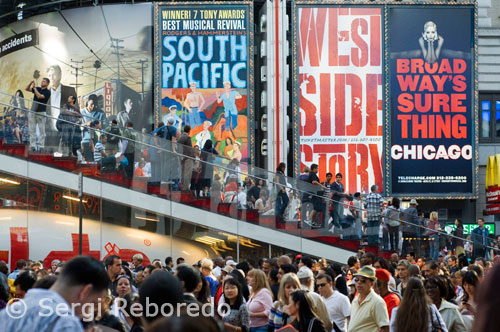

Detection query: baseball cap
xmin=297 ymin=266 xmax=314 ymax=280
xmin=226 ymin=260 xmax=237 ymax=267
xmin=375 ymin=268 xmax=391 ymax=282
xmin=353 ymin=266 xmax=376 ymax=281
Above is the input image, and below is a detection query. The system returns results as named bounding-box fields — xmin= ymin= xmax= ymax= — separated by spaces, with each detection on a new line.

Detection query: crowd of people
xmin=1 ymin=250 xmax=500 ymax=332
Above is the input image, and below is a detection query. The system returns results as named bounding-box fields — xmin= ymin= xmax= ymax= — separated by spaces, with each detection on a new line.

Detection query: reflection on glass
xmin=482 ymin=100 xmax=491 ymax=111
xmin=496 ymin=100 xmax=500 ymax=111
xmin=482 ymin=110 xmax=491 ymax=138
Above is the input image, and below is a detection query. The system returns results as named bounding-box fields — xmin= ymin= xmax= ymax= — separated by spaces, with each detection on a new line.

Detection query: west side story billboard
xmin=293 ymin=2 xmax=477 ymax=198
xmin=154 ymin=2 xmax=254 ymax=164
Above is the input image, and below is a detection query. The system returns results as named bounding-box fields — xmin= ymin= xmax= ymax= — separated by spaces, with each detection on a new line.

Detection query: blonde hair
xmin=430 ymin=211 xmax=438 ymax=221
xmin=200 ymin=258 xmax=213 ymax=271
xmin=248 ymin=269 xmax=271 ymax=296
xmin=278 ymin=273 xmax=301 ymax=305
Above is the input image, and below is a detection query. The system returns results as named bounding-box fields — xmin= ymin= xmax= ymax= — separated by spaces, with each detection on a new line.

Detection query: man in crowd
xmin=402 ymin=199 xmax=419 ymax=255
xmin=421 ymin=260 xmax=440 ymax=278
xmin=177 ymin=125 xmax=194 ymax=191
xmin=200 ymin=258 xmax=218 ymax=297
xmin=375 ymin=269 xmax=400 ymax=320
xmin=365 ymin=185 xmax=383 ymax=246
xmin=297 ymin=267 xmax=332 ymax=331
xmin=132 ymin=253 xmax=144 ymax=273
xmin=305 ymin=163 xmax=326 ymax=228
xmin=331 ymin=172 xmax=348 ymax=229
xmin=348 ymin=266 xmax=390 ymax=332
xmin=0 ymin=256 xmax=108 ymax=331
xmin=472 ymin=217 xmax=489 ymax=260
xmin=316 ymin=273 xmax=351 ymax=332
xmin=165 ymin=257 xmax=174 ymax=272
xmin=105 ymin=254 xmax=122 ymax=296
xmin=117 ymin=98 xmax=133 ymax=128
xmin=122 ymin=121 xmax=137 ymax=178
xmin=25 ymin=77 xmax=51 ymax=152
xmin=212 ymin=257 xmax=225 ymax=279
xmin=396 ymin=260 xmax=411 ymax=295
xmin=104 ymin=119 xmax=121 ymax=156
xmin=175 ymin=264 xmax=202 ymax=305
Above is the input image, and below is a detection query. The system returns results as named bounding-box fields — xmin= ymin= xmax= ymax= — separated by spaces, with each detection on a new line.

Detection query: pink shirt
xmin=247 ymin=288 xmax=273 ymax=327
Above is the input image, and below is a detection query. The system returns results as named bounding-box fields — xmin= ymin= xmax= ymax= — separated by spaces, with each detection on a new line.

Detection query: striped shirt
xmin=268 ymin=301 xmax=290 ymax=331
xmin=94 ymin=141 xmax=105 ymax=162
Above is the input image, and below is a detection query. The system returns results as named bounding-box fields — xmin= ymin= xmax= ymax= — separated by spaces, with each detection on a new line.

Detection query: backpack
xmin=107 ymin=126 xmax=120 ymax=144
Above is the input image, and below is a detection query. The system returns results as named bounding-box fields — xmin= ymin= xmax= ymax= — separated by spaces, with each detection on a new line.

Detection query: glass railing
xmin=0 ymin=90 xmax=496 ymax=260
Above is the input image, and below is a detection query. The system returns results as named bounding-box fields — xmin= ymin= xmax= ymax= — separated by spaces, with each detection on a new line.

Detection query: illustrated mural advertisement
xmin=155 ymin=3 xmax=252 ymax=164
xmin=297 ymin=6 xmax=383 ymax=194
xmin=389 ymin=7 xmax=475 ymax=196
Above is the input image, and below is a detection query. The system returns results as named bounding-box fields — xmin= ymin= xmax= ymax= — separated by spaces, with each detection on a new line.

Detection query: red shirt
xmin=383 ymin=292 xmax=400 ymax=319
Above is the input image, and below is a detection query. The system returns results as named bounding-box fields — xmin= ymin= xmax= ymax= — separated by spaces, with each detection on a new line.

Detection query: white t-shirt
xmin=322 ymin=290 xmax=351 ymax=332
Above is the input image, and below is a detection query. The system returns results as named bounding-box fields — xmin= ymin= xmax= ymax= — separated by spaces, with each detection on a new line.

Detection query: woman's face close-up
xmin=425 ymin=26 xmax=437 ymax=41
xmin=284 ymin=283 xmax=297 ymax=297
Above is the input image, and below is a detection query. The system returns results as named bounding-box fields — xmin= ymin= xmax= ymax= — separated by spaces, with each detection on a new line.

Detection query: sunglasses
xmin=355 ymin=277 xmax=370 ymax=283
xmin=316 ymin=283 xmax=328 ymax=288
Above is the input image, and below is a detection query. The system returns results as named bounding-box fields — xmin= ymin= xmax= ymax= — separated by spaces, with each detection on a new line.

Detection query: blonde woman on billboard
xmin=418 ymin=21 xmax=444 ymax=64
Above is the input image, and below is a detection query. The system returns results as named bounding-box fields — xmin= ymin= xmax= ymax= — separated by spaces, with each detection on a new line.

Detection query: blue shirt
xmin=206 ymin=275 xmax=218 ymax=297
xmin=0 ymin=288 xmax=83 ymax=332
xmin=220 ymin=91 xmax=239 ymax=116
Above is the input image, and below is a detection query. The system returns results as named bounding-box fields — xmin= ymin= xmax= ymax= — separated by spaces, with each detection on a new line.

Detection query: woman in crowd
xmin=390 ymin=277 xmax=447 ymax=332
xmin=255 ymin=189 xmax=273 ymax=216
xmin=94 ymin=290 xmax=126 ymax=332
xmin=191 ymin=145 xmax=202 ymax=196
xmin=287 ymin=290 xmax=326 ymax=332
xmin=472 ymin=262 xmax=500 ymax=332
xmin=425 ymin=277 xmax=467 ymax=332
xmin=268 ymin=272 xmax=301 ymax=331
xmin=200 ymin=139 xmax=219 ymax=196
xmin=122 ymin=292 xmax=143 ymax=332
xmin=384 ymin=197 xmax=402 ymax=252
xmin=428 ymin=211 xmax=441 ymax=261
xmin=452 ymin=219 xmax=465 ymax=257
xmin=459 ymin=271 xmax=479 ymax=330
xmin=247 ymin=269 xmax=273 ymax=332
xmin=115 ymin=275 xmax=132 ymax=298
xmin=221 ymin=278 xmax=250 ymax=332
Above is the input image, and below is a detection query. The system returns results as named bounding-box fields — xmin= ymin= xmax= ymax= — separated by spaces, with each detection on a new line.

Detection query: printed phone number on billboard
xmin=398 ymin=175 xmax=467 ymax=184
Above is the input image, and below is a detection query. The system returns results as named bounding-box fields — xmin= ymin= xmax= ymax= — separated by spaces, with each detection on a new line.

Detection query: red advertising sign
xmin=485 ymin=203 xmax=500 ymax=215
xmin=104 ymin=82 xmax=113 ymax=116
xmin=298 ymin=7 xmax=383 ymax=194
xmin=486 ymin=185 xmax=500 ymax=204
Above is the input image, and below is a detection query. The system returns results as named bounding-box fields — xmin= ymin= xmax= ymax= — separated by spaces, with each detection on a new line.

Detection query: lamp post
xmin=78 ymin=172 xmax=83 ymax=256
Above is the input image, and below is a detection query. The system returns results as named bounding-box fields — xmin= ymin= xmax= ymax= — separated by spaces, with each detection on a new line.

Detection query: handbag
xmin=430 ymin=305 xmax=443 ymax=332
xmin=307 ymin=317 xmax=316 ymax=332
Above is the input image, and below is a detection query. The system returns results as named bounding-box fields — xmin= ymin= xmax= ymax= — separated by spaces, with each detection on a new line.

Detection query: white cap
xmin=296 ymin=266 xmax=314 ymax=280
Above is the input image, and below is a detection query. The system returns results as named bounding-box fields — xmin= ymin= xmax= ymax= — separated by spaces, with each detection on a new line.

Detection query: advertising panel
xmin=389 ymin=7 xmax=476 ymax=196
xmin=296 ymin=6 xmax=383 ymax=194
xmin=155 ymin=3 xmax=253 ymax=163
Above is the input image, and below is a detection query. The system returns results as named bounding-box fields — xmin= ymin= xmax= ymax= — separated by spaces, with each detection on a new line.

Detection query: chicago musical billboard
xmin=389 ymin=7 xmax=476 ymax=197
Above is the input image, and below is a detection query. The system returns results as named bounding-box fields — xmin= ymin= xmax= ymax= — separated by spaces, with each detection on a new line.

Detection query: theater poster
xmin=0 ymin=4 xmax=153 ymax=131
xmin=388 ymin=7 xmax=477 ymax=197
xmin=294 ymin=5 xmax=383 ymax=194
xmin=154 ymin=2 xmax=254 ymax=164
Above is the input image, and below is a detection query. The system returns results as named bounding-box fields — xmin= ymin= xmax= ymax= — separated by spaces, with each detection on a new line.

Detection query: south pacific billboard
xmin=154 ymin=2 xmax=253 ymax=164
xmin=389 ymin=7 xmax=476 ymax=197
xmin=295 ymin=6 xmax=383 ymax=195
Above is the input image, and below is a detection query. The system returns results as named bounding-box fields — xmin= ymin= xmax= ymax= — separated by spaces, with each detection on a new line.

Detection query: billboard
xmin=388 ymin=7 xmax=476 ymax=197
xmin=154 ymin=2 xmax=254 ymax=163
xmin=295 ymin=6 xmax=383 ymax=194
xmin=0 ymin=4 xmax=153 ymax=131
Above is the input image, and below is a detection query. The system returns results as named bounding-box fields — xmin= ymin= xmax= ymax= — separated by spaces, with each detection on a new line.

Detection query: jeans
xmin=188 ymin=108 xmax=202 ymax=128
xmin=388 ymin=225 xmax=400 ymax=251
xmin=430 ymin=234 xmax=439 ymax=261
xmin=250 ymin=327 xmax=267 ymax=332
xmin=181 ymin=158 xmax=194 ymax=190
xmin=225 ymin=113 xmax=238 ymax=130
xmin=367 ymin=219 xmax=380 ymax=246
xmin=28 ymin=111 xmax=46 ymax=149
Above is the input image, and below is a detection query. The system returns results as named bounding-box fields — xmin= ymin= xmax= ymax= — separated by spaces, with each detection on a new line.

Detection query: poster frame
xmin=386 ymin=2 xmax=478 ymax=199
xmin=291 ymin=0 xmax=478 ymax=199
xmin=153 ymin=1 xmax=255 ymax=164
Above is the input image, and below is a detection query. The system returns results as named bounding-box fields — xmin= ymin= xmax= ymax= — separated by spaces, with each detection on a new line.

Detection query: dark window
xmin=480 ymin=93 xmax=500 ymax=142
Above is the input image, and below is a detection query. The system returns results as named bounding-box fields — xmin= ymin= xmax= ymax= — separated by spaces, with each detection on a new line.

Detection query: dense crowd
xmin=0 ymin=250 xmax=499 ymax=332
